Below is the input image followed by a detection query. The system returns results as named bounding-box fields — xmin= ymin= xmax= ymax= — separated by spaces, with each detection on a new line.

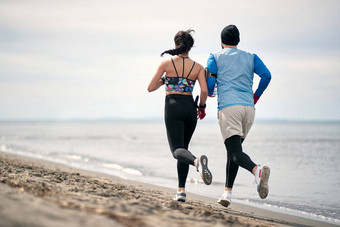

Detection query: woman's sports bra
xmin=165 ymin=57 xmax=196 ymax=93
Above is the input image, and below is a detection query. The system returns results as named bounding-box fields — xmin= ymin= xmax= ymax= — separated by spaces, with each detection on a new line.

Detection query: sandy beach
xmin=0 ymin=152 xmax=336 ymax=227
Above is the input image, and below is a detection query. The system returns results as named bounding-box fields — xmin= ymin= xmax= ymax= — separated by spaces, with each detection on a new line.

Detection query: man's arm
xmin=207 ymin=53 xmax=218 ymax=96
xmin=253 ymin=54 xmax=271 ymax=103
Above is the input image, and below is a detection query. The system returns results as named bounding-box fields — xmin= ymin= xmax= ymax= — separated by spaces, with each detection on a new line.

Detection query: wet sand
xmin=0 ymin=152 xmax=336 ymax=227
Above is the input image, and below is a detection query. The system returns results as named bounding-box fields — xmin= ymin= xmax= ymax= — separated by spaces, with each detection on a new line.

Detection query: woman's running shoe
xmin=173 ymin=191 xmax=186 ymax=202
xmin=196 ymin=155 xmax=212 ymax=185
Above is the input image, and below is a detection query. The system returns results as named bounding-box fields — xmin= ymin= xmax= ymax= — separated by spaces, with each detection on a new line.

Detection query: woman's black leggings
xmin=225 ymin=135 xmax=257 ymax=188
xmin=165 ymin=94 xmax=197 ymax=188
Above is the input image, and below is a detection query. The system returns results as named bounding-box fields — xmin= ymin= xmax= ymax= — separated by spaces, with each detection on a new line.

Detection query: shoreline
xmin=0 ymin=152 xmax=338 ymax=227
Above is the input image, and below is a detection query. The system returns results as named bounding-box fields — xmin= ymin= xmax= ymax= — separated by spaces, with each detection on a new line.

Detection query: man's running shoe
xmin=217 ymin=190 xmax=232 ymax=207
xmin=173 ymin=191 xmax=186 ymax=202
xmin=196 ymin=155 xmax=212 ymax=185
xmin=255 ymin=165 xmax=270 ymax=199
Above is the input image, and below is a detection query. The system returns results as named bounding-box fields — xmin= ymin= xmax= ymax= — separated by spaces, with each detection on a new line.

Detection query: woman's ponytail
xmin=161 ymin=30 xmax=194 ymax=56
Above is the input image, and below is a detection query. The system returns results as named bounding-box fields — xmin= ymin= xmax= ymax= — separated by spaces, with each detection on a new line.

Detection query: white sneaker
xmin=196 ymin=155 xmax=212 ymax=185
xmin=173 ymin=191 xmax=186 ymax=202
xmin=255 ymin=165 xmax=270 ymax=199
xmin=217 ymin=190 xmax=232 ymax=207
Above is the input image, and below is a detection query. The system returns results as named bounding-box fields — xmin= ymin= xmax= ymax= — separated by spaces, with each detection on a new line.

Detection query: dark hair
xmin=161 ymin=29 xmax=195 ymax=56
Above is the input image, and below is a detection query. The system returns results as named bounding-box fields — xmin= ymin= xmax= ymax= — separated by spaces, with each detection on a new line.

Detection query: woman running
xmin=148 ymin=29 xmax=212 ymax=202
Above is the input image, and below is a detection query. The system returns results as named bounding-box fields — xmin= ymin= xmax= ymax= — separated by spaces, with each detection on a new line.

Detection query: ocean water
xmin=0 ymin=120 xmax=339 ymax=224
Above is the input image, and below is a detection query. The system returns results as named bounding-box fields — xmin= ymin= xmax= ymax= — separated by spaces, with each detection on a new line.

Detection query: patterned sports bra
xmin=165 ymin=57 xmax=196 ymax=93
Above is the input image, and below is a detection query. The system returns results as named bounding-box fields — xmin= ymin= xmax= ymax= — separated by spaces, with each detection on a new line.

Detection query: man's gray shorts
xmin=218 ymin=105 xmax=255 ymax=141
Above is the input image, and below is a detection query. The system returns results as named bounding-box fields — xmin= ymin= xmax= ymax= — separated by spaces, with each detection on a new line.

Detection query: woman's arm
xmin=147 ymin=61 xmax=166 ymax=92
xmin=197 ymin=66 xmax=208 ymax=105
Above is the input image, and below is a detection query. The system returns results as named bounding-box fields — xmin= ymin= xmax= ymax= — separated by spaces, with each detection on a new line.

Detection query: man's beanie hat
xmin=221 ymin=25 xmax=240 ymax=45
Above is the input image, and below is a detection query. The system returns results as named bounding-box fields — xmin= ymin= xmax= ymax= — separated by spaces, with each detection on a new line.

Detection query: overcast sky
xmin=1 ymin=0 xmax=339 ymax=121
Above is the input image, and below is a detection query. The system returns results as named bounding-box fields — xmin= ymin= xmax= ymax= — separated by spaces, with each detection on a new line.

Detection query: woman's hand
xmin=194 ymin=96 xmax=206 ymax=120
xmin=197 ymin=107 xmax=206 ymax=120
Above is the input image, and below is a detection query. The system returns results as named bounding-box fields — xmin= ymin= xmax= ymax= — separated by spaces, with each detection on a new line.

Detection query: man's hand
xmin=254 ymin=93 xmax=259 ymax=105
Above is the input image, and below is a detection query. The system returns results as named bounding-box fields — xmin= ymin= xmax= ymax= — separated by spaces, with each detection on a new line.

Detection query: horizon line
xmin=0 ymin=117 xmax=340 ymax=124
